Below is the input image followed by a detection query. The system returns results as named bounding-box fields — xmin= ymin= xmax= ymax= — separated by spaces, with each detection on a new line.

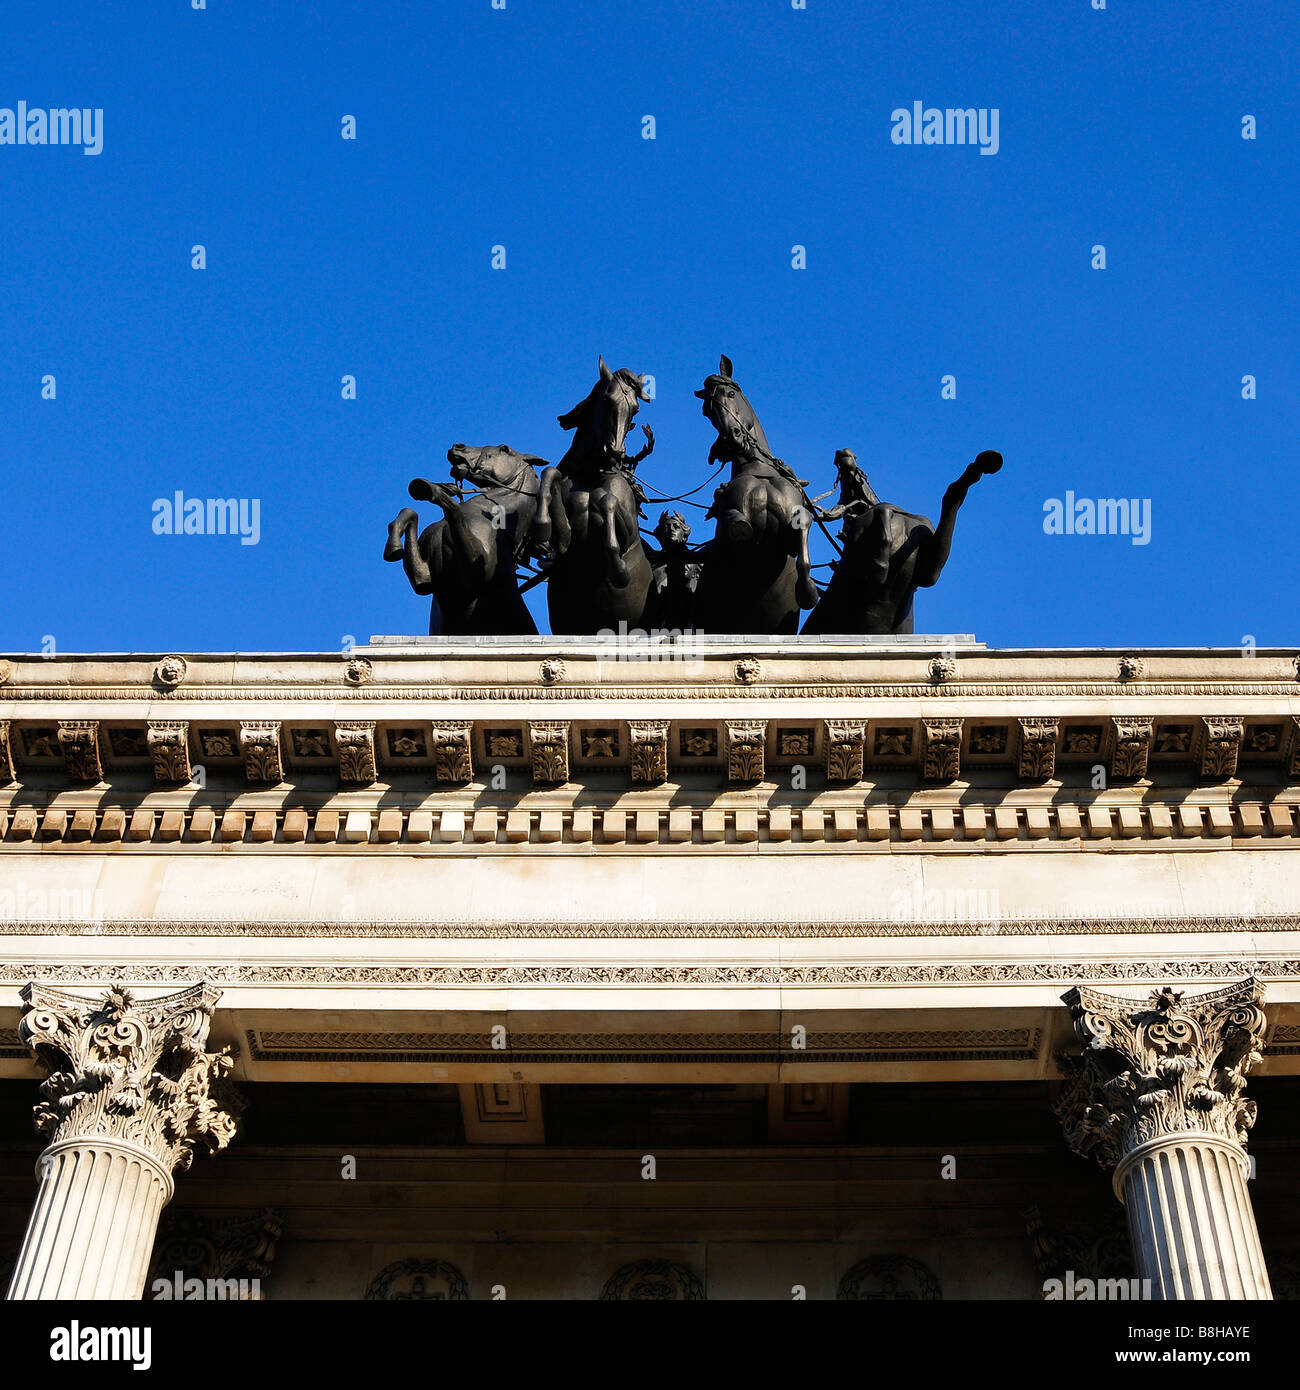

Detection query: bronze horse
xmin=691 ymin=356 xmax=818 ymax=634
xmin=802 ymin=448 xmax=1003 ymax=635
xmin=532 ymin=357 xmax=656 ymax=635
xmin=383 ymin=442 xmax=546 ymax=635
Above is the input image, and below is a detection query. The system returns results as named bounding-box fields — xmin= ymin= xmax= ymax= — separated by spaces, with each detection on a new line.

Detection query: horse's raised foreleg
xmin=384 ymin=509 xmax=436 ymax=596
xmin=531 ymin=468 xmax=571 ymax=558
xmin=915 ymin=450 xmax=1001 ymax=588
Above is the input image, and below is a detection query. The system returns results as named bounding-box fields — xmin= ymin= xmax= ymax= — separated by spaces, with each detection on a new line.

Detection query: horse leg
xmin=532 ymin=468 xmax=557 ymax=552
xmin=793 ymin=507 xmax=818 ymax=610
xmin=384 ymin=507 xmax=417 ymax=562
xmin=603 ymin=497 xmax=629 ymax=587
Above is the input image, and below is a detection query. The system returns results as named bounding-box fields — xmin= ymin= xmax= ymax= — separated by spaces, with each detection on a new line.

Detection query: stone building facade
xmin=1 ymin=638 xmax=1298 ymax=1299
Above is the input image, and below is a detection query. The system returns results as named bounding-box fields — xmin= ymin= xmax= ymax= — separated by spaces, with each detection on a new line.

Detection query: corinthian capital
xmin=18 ymin=982 xmax=238 ymax=1174
xmin=1054 ymin=978 xmax=1266 ymax=1170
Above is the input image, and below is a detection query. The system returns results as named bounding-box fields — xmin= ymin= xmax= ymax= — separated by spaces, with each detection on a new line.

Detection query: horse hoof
xmin=796 ymin=577 xmax=819 ymax=609
xmin=976 ymin=450 xmax=1003 ymax=474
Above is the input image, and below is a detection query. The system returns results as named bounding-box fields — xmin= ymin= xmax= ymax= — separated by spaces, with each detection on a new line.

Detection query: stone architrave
xmin=1054 ymin=978 xmax=1272 ymax=1300
xmin=6 ymin=982 xmax=238 ymax=1301
xmin=627 ymin=721 xmax=670 ymax=785
xmin=430 ymin=722 xmax=474 ymax=784
xmin=147 ymin=722 xmax=192 ymax=784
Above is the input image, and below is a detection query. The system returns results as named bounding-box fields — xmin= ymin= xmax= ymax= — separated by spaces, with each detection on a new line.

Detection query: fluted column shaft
xmin=1116 ymin=1134 xmax=1271 ymax=1300
xmin=7 ymin=1138 xmax=173 ymax=1300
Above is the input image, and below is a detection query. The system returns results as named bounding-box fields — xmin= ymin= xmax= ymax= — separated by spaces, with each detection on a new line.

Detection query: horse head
xmin=446 ymin=442 xmax=546 ymax=495
xmin=695 ymin=355 xmax=776 ymax=466
xmin=557 ymin=356 xmax=651 ymax=472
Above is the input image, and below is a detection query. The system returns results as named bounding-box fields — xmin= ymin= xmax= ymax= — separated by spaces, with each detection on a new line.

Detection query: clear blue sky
xmin=2 ymin=0 xmax=1296 ymax=652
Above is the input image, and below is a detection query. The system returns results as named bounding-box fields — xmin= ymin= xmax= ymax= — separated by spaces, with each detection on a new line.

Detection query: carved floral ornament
xmin=153 ymin=656 xmax=187 ymax=690
xmin=17 ymin=981 xmax=238 ymax=1174
xmin=1053 ymin=978 xmax=1267 ymax=1173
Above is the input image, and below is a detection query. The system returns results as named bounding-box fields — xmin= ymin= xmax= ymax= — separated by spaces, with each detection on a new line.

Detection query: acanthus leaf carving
xmin=57 ymin=721 xmax=102 ymax=782
xmin=239 ymin=722 xmax=283 ymax=784
xmin=529 ymin=721 xmax=570 ymax=785
xmin=1110 ymin=717 xmax=1154 ymax=781
xmin=147 ymin=722 xmax=192 ymax=785
xmin=627 ymin=720 xmax=670 ymax=785
xmin=824 ymin=720 xmax=865 ymax=784
xmin=1200 ymin=716 xmax=1244 ymax=780
xmin=429 ymin=722 xmax=473 ymax=783
xmin=1018 ymin=718 xmax=1059 ymax=781
xmin=922 ymin=718 xmax=962 ymax=782
xmin=1053 ymin=978 xmax=1267 ymax=1172
xmin=726 ymin=720 xmax=767 ymax=783
xmin=334 ymin=722 xmax=376 ymax=783
xmin=18 ymin=981 xmax=239 ymax=1174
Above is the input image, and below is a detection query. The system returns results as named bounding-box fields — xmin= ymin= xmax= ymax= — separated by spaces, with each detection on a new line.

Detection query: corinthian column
xmin=1054 ymin=978 xmax=1271 ymax=1300
xmin=5 ymin=982 xmax=238 ymax=1301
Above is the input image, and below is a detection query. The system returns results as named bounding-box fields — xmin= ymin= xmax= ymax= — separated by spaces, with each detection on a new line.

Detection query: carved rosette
xmin=18 ymin=981 xmax=238 ymax=1174
xmin=922 ymin=718 xmax=962 ymax=782
xmin=1054 ymin=979 xmax=1267 ymax=1173
xmin=58 ymin=721 xmax=102 ymax=782
xmin=334 ymin=722 xmax=376 ymax=783
xmin=240 ymin=722 xmax=283 ymax=784
xmin=824 ymin=720 xmax=866 ymax=784
xmin=1200 ymin=717 xmax=1244 ymax=780
xmin=529 ymin=721 xmax=571 ymax=785
xmin=430 ymin=722 xmax=473 ymax=783
xmin=147 ymin=722 xmax=192 ymax=784
xmin=1018 ymin=718 xmax=1059 ymax=781
xmin=1110 ymin=717 xmax=1153 ymax=780
xmin=0 ymin=720 xmax=13 ymax=784
xmin=726 ymin=720 xmax=767 ymax=783
xmin=628 ymin=721 xmax=670 ymax=785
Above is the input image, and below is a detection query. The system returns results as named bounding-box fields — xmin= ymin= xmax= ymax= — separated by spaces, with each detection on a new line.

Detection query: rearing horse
xmin=532 ymin=357 xmax=655 ymax=635
xmin=692 ymin=355 xmax=817 ymax=634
